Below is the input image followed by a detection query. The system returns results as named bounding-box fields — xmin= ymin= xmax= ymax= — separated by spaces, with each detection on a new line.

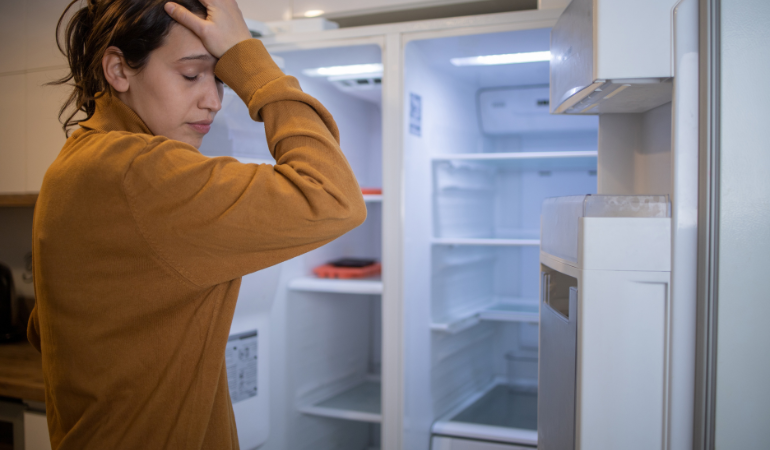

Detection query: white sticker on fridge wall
xmin=409 ymin=93 xmax=422 ymax=136
xmin=226 ymin=330 xmax=258 ymax=403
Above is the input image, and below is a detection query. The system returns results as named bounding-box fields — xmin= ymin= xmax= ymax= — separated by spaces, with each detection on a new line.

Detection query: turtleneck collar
xmin=78 ymin=93 xmax=153 ymax=135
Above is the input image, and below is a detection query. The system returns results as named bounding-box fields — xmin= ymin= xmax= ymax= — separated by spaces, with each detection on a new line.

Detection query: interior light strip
xmin=302 ymin=63 xmax=384 ymax=77
xmin=450 ymin=51 xmax=551 ymax=66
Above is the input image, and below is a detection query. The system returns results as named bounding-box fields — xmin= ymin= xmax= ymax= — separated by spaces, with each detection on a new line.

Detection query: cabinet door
xmin=22 ymin=411 xmax=51 ymax=450
xmin=0 ymin=73 xmax=28 ymax=194
xmin=0 ymin=0 xmax=26 ymax=74
xmin=25 ymin=69 xmax=69 ymax=192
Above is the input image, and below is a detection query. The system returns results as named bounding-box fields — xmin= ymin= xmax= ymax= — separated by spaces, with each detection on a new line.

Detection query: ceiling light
xmin=303 ymin=63 xmax=384 ymax=77
xmin=450 ymin=51 xmax=551 ymax=66
xmin=304 ymin=10 xmax=324 ymax=17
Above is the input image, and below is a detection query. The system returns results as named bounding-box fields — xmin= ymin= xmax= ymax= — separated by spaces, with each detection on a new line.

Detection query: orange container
xmin=313 ymin=262 xmax=382 ymax=279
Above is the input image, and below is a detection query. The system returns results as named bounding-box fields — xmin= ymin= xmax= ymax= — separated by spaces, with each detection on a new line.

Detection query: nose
xmin=199 ymin=76 xmax=222 ymax=113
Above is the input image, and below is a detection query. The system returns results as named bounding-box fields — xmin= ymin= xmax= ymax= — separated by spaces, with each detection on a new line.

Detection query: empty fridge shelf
xmin=479 ymin=302 xmax=539 ymax=322
xmin=298 ymin=379 xmax=381 ymax=423
xmin=432 ymin=151 xmax=597 ymax=171
xmin=288 ymin=276 xmax=383 ymax=295
xmin=432 ymin=381 xmax=537 ymax=446
xmin=431 ymin=299 xmax=539 ymax=334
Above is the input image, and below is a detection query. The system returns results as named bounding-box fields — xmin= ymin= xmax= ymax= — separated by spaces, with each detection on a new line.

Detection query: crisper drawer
xmin=432 ymin=436 xmax=534 ymax=450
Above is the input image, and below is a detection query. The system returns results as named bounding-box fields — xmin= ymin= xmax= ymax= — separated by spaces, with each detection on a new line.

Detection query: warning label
xmin=225 ymin=330 xmax=258 ymax=404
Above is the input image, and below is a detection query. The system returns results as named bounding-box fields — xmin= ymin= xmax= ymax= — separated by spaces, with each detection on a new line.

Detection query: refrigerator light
xmin=450 ymin=51 xmax=551 ymax=66
xmin=302 ymin=64 xmax=383 ymax=77
xmin=303 ymin=10 xmax=324 ymax=17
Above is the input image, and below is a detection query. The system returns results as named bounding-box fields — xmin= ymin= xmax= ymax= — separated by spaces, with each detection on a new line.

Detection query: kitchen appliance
xmin=191 ymin=1 xmax=698 ymax=447
xmin=0 ymin=263 xmax=21 ymax=343
xmin=538 ymin=195 xmax=671 ymax=450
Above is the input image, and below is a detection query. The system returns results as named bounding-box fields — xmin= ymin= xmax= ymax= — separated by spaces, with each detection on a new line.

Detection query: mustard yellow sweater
xmin=27 ymin=39 xmax=366 ymax=450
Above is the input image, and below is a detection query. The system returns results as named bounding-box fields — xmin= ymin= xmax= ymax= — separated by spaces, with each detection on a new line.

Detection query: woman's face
xmin=118 ymin=23 xmax=223 ymax=148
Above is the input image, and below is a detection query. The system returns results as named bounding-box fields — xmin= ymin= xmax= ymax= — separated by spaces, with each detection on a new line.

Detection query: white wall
xmin=714 ymin=0 xmax=770 ymax=448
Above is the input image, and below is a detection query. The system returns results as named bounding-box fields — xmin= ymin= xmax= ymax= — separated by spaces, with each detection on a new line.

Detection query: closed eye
xmin=183 ymin=74 xmax=198 ymax=81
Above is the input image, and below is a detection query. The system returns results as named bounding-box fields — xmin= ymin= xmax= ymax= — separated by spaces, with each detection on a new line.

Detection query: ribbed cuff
xmin=215 ymin=39 xmax=285 ymax=105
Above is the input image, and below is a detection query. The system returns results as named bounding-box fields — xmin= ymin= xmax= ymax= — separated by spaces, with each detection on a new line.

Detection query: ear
xmin=102 ymin=46 xmax=131 ymax=93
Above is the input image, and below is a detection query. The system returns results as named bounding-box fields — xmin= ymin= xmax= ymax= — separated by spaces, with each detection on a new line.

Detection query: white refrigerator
xmin=196 ymin=1 xmax=698 ymax=448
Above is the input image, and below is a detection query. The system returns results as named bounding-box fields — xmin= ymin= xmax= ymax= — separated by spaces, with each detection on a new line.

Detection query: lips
xmin=188 ymin=120 xmax=213 ymax=134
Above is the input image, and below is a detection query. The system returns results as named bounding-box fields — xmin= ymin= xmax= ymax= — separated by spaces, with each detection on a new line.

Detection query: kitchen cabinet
xmin=0 ymin=0 xmax=68 ymax=196
xmin=0 ymin=69 xmax=68 ymax=196
xmin=0 ymin=1 xmax=26 ymax=74
xmin=24 ymin=69 xmax=69 ymax=193
xmin=0 ymin=74 xmax=28 ymax=194
xmin=24 ymin=0 xmax=68 ymax=71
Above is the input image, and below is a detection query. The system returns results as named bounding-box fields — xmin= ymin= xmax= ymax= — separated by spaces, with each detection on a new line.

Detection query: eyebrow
xmin=177 ymin=54 xmax=215 ymax=62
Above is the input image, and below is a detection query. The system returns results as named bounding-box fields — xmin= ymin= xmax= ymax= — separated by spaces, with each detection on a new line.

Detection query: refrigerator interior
xmin=402 ymin=28 xmax=598 ymax=448
xmin=199 ymin=43 xmax=383 ymax=450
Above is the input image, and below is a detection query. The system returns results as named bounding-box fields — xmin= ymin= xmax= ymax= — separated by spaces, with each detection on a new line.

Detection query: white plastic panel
xmin=579 ymin=217 xmax=671 ymax=272
xmin=541 ymin=196 xmax=670 ymax=266
xmin=479 ymin=86 xmax=597 ymax=134
xmin=229 ymin=265 xmax=282 ymax=449
xmin=577 ymin=269 xmax=670 ymax=450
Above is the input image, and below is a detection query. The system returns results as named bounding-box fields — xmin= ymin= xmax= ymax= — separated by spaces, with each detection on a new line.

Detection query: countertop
xmin=0 ymin=340 xmax=45 ymax=402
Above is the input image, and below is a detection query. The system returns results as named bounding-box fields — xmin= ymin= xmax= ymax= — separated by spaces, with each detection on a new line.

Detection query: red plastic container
xmin=313 ymin=262 xmax=382 ymax=279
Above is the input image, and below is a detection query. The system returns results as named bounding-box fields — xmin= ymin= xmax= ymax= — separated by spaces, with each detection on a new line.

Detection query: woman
xmin=27 ymin=0 xmax=366 ymax=448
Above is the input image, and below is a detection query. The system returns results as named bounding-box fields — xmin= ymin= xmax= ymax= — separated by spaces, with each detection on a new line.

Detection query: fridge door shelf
xmin=432 ymin=151 xmax=597 ymax=171
xmin=431 ymin=298 xmax=539 ymax=334
xmin=298 ymin=378 xmax=382 ymax=423
xmin=432 ymin=238 xmax=540 ymax=247
xmin=432 ymin=380 xmax=538 ymax=446
xmin=288 ymin=276 xmax=383 ymax=295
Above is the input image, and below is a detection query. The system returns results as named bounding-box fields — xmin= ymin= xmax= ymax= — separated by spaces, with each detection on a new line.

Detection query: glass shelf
xmin=432 ymin=380 xmax=538 ymax=446
xmin=288 ymin=276 xmax=383 ymax=295
xmin=298 ymin=379 xmax=381 ymax=423
xmin=430 ymin=298 xmax=539 ymax=334
xmin=432 ymin=238 xmax=540 ymax=247
xmin=363 ymin=194 xmax=382 ymax=202
xmin=432 ymin=151 xmax=597 ymax=171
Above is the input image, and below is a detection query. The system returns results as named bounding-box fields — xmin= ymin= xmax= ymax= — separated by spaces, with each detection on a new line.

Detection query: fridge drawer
xmin=432 ymin=436 xmax=534 ymax=450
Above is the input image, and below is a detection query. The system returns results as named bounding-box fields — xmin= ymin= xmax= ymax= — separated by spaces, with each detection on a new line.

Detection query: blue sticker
xmin=409 ymin=93 xmax=422 ymax=137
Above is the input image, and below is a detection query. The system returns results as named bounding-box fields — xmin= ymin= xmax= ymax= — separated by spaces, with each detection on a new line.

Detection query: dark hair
xmin=51 ymin=0 xmax=206 ymax=136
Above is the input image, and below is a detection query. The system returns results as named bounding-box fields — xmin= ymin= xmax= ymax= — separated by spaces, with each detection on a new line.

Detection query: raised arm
xmin=122 ymin=1 xmax=367 ymax=288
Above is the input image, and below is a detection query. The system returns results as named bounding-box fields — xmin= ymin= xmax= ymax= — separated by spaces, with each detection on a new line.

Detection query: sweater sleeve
xmin=122 ymin=39 xmax=367 ymax=288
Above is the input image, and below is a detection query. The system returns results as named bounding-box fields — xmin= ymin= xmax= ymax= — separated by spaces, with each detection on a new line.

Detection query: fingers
xmin=164 ymin=2 xmax=207 ymax=36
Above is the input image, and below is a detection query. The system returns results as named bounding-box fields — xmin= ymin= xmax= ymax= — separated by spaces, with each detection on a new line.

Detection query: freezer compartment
xmin=432 ymin=381 xmax=538 ymax=447
xmin=199 ymin=43 xmax=382 ymax=189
